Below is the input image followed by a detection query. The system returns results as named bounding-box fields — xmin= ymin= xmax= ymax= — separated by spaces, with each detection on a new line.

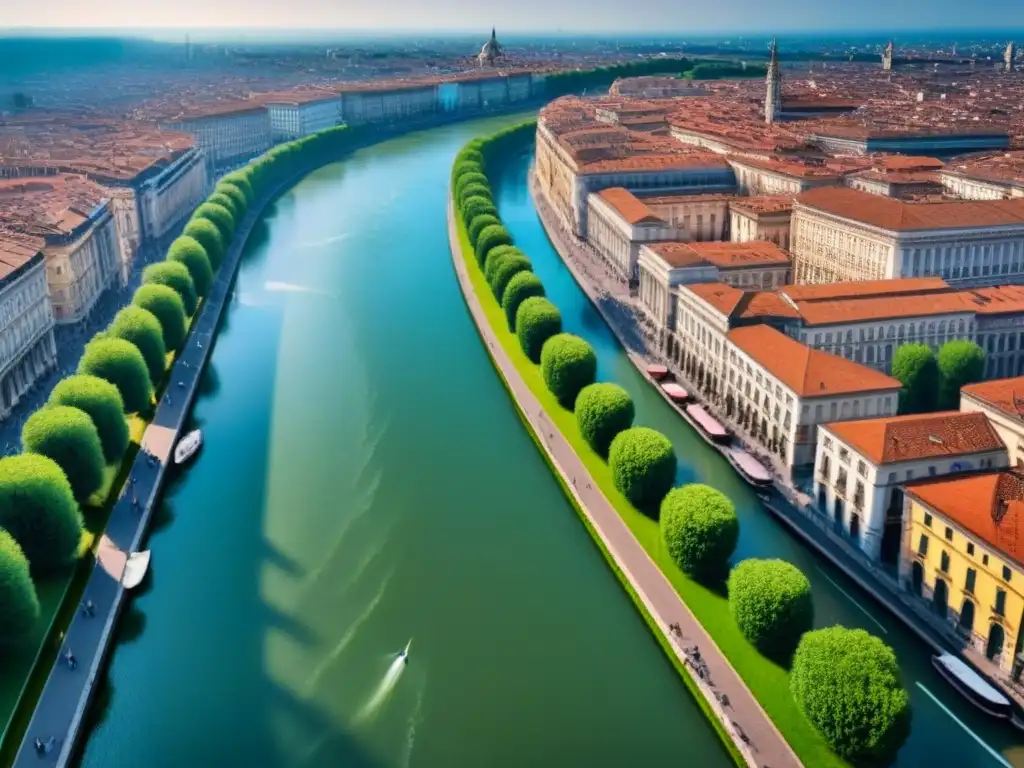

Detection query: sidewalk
xmin=448 ymin=202 xmax=801 ymax=768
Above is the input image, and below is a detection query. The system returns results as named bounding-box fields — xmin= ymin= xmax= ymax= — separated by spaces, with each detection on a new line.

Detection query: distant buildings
xmin=478 ymin=28 xmax=502 ymax=68
xmin=882 ymin=41 xmax=894 ymax=71
xmin=162 ymin=105 xmax=272 ymax=170
xmin=764 ymin=40 xmax=782 ymax=125
xmin=265 ymin=94 xmax=343 ymax=141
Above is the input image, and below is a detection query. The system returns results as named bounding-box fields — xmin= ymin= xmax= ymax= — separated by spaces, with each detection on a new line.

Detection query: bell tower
xmin=764 ymin=39 xmax=782 ymax=124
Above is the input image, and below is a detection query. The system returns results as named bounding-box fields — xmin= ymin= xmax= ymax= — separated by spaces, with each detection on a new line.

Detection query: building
xmin=1006 ymin=41 xmax=1017 ymax=73
xmin=940 ymin=153 xmax=1024 ymax=201
xmin=609 ymin=76 xmax=709 ymax=99
xmin=585 ymin=188 xmax=679 ymax=283
xmin=162 ymin=105 xmax=272 ymax=169
xmin=791 ymin=186 xmax=1024 ymax=286
xmin=900 ymin=471 xmax=1024 ymax=672
xmin=807 ymin=126 xmax=1010 ymax=157
xmin=727 ymin=156 xmax=854 ymax=197
xmin=764 ymin=40 xmax=782 ymax=124
xmin=846 ymin=168 xmax=944 ymax=199
xmin=478 ymin=28 xmax=502 ymax=68
xmin=0 ymin=233 xmax=57 ymax=419
xmin=814 ymin=411 xmax=1007 ymax=562
xmin=962 ymin=377 xmax=1024 ymax=468
xmin=728 ymin=196 xmax=793 ymax=249
xmin=265 ymin=94 xmax=343 ymax=141
xmin=882 ymin=41 xmax=894 ymax=71
xmin=340 ymin=84 xmax=439 ymax=125
xmin=135 ymin=146 xmax=209 ymax=243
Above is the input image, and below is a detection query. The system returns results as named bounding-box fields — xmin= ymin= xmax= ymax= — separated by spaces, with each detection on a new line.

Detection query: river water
xmin=79 ymin=114 xmax=732 ymax=768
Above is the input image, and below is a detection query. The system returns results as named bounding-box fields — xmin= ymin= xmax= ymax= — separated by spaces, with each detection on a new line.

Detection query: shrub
xmin=660 ymin=484 xmax=738 ymax=578
xmin=0 ymin=529 xmax=40 ymax=644
xmin=610 ymin=428 xmax=677 ymax=512
xmin=516 ymin=297 xmax=563 ymax=363
xmin=455 ymin=172 xmax=489 ymax=201
xmin=78 ymin=337 xmax=152 ymax=413
xmin=461 ymin=195 xmax=498 ymax=223
xmin=540 ymin=334 xmax=597 ymax=408
xmin=937 ymin=339 xmax=986 ymax=410
xmin=458 ymin=182 xmax=491 ymax=208
xmin=891 ymin=343 xmax=938 ymax=414
xmin=468 ymin=213 xmax=501 ymax=245
xmin=474 ymin=225 xmax=512 ymax=265
xmin=218 ymin=173 xmax=254 ymax=206
xmin=48 ymin=375 xmax=129 ymax=463
xmin=728 ymin=559 xmax=812 ymax=658
xmin=142 ymin=261 xmax=198 ymax=315
xmin=133 ymin=284 xmax=188 ymax=351
xmin=21 ymin=406 xmax=105 ymax=501
xmin=501 ymin=271 xmax=545 ymax=330
xmin=108 ymin=306 xmax=167 ymax=384
xmin=207 ymin=191 xmax=239 ymax=219
xmin=183 ymin=217 xmax=226 ymax=271
xmin=167 ymin=236 xmax=213 ymax=298
xmin=484 ymin=245 xmax=524 ymax=283
xmin=193 ymin=201 xmax=235 ymax=245
xmin=490 ymin=254 xmax=532 ymax=301
xmin=452 ymin=160 xmax=483 ymax=183
xmin=791 ymin=627 xmax=911 ymax=763
xmin=575 ymin=383 xmax=635 ymax=457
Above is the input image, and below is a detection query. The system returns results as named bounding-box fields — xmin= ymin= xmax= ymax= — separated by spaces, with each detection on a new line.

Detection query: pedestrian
xmin=34 ymin=737 xmax=44 ymax=754
xmin=64 ymin=648 xmax=76 ymax=670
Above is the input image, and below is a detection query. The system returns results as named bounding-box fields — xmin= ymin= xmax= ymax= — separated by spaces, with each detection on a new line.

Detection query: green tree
xmin=142 ymin=261 xmax=198 ymax=315
xmin=516 ymin=297 xmax=562 ymax=363
xmin=183 ymin=217 xmax=226 ymax=271
xmin=107 ymin=306 xmax=167 ymax=385
xmin=575 ymin=383 xmax=635 ymax=457
xmin=452 ymin=160 xmax=484 ymax=185
xmin=78 ymin=337 xmax=152 ymax=413
xmin=891 ymin=343 xmax=939 ymax=414
xmin=609 ymin=427 xmax=677 ymax=512
xmin=458 ymin=182 xmax=491 ymax=209
xmin=501 ymin=271 xmax=545 ymax=330
xmin=468 ymin=214 xmax=501 ymax=246
xmin=483 ymin=245 xmax=524 ymax=283
xmin=461 ymin=195 xmax=498 ymax=224
xmin=937 ymin=339 xmax=986 ymax=410
xmin=207 ymin=191 xmax=239 ymax=219
xmin=540 ymin=334 xmax=597 ymax=408
xmin=21 ymin=406 xmax=105 ymax=501
xmin=660 ymin=484 xmax=738 ymax=578
xmin=48 ymin=375 xmax=129 ymax=463
xmin=490 ymin=254 xmax=532 ymax=301
xmin=133 ymin=284 xmax=188 ymax=351
xmin=475 ymin=225 xmax=513 ymax=266
xmin=218 ymin=173 xmax=254 ymax=206
xmin=167 ymin=236 xmax=213 ymax=298
xmin=728 ymin=559 xmax=812 ymax=659
xmin=791 ymin=627 xmax=911 ymax=763
xmin=0 ymin=529 xmax=40 ymax=645
xmin=455 ymin=172 xmax=489 ymax=201
xmin=193 ymin=201 xmax=235 ymax=245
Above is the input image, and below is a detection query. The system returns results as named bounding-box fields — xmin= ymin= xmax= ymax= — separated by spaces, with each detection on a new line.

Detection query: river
xmin=79 ymin=114 xmax=733 ymax=768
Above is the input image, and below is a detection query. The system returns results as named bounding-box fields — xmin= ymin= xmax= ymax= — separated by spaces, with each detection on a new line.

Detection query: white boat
xmin=121 ymin=550 xmax=151 ymax=590
xmin=398 ymin=639 xmax=412 ymax=664
xmin=174 ymin=429 xmax=203 ymax=465
xmin=932 ymin=653 xmax=1013 ymax=719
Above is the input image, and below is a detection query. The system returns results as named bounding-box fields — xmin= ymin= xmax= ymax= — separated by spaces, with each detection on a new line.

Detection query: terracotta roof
xmin=649 ymin=240 xmax=790 ymax=270
xmin=681 ymin=282 xmax=801 ymax=321
xmin=728 ymin=195 xmax=795 ymax=217
xmin=795 ymin=291 xmax=975 ymax=326
xmin=906 ymin=471 xmax=1024 ymax=565
xmin=779 ymin=277 xmax=949 ymax=303
xmin=728 ymin=325 xmax=901 ymax=398
xmin=875 ymin=155 xmax=945 ymax=172
xmin=581 ymin=152 xmax=728 ymax=174
xmin=595 ymin=187 xmax=665 ymax=226
xmin=962 ymin=377 xmax=1024 ymax=423
xmin=796 ymin=186 xmax=1024 ymax=231
xmin=0 ymin=231 xmax=43 ymax=280
xmin=826 ymin=411 xmax=1005 ymax=465
xmin=963 ymin=285 xmax=1024 ymax=316
xmin=685 ymin=281 xmax=745 ymax=315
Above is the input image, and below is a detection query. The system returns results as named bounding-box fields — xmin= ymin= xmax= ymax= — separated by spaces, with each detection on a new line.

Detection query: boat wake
xmin=354 ymin=645 xmax=409 ymax=726
xmin=298 ymin=232 xmax=350 ymax=249
xmin=401 ymin=684 xmax=425 ymax=768
xmin=264 ymin=280 xmax=337 ymax=299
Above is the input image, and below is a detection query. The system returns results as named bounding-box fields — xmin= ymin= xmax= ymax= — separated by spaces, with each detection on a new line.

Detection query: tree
xmin=183 ymin=217 xmax=226 ymax=271
xmin=501 ymin=271 xmax=545 ymax=330
xmin=458 ymin=182 xmax=492 ymax=209
xmin=660 ymin=484 xmax=738 ymax=578
xmin=134 ymin=285 xmax=188 ymax=352
xmin=207 ymin=191 xmax=239 ymax=219
xmin=48 ymin=375 xmax=129 ymax=463
xmin=455 ymin=172 xmax=489 ymax=201
xmin=516 ymin=297 xmax=562 ymax=363
xmin=78 ymin=337 xmax=152 ymax=414
xmin=0 ymin=529 xmax=40 ymax=645
xmin=728 ymin=559 xmax=812 ymax=659
xmin=193 ymin=201 xmax=236 ymax=245
xmin=452 ymin=160 xmax=484 ymax=185
xmin=461 ymin=195 xmax=498 ymax=224
xmin=107 ymin=306 xmax=167 ymax=385
xmin=142 ymin=261 xmax=198 ymax=315
xmin=484 ymin=245 xmax=524 ymax=283
xmin=21 ymin=406 xmax=105 ymax=501
xmin=891 ymin=343 xmax=939 ymax=414
xmin=937 ymin=339 xmax=986 ymax=410
xmin=541 ymin=334 xmax=597 ymax=408
xmin=490 ymin=254 xmax=532 ymax=301
xmin=609 ymin=427 xmax=677 ymax=512
xmin=468 ymin=214 xmax=501 ymax=246
xmin=575 ymin=383 xmax=635 ymax=457
xmin=167 ymin=236 xmax=213 ymax=298
xmin=475 ymin=225 xmax=513 ymax=265
xmin=218 ymin=173 xmax=254 ymax=206
xmin=791 ymin=627 xmax=911 ymax=763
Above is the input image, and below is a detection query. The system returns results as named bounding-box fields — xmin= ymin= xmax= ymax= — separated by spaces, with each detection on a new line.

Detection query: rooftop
xmin=962 ymin=376 xmax=1024 ymax=423
xmin=0 ymin=175 xmax=109 ymax=238
xmin=648 ymin=240 xmax=790 ymax=270
xmin=683 ymin=282 xmax=801 ymax=321
xmin=595 ymin=187 xmax=665 ymax=226
xmin=779 ymin=277 xmax=950 ymax=303
xmin=728 ymin=195 xmax=795 ymax=217
xmin=0 ymin=231 xmax=44 ymax=281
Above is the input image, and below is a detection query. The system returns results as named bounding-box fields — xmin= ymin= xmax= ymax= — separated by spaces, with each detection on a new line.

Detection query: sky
xmin=4 ymin=0 xmax=1024 ymax=34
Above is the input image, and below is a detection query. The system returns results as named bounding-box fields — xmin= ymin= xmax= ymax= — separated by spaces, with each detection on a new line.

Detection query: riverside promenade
xmin=447 ymin=202 xmax=800 ymax=768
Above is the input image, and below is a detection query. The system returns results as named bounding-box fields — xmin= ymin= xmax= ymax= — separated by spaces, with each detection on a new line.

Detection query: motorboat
xmin=121 ymin=550 xmax=151 ymax=590
xmin=932 ymin=653 xmax=1013 ymax=719
xmin=726 ymin=447 xmax=773 ymax=487
xmin=174 ymin=429 xmax=203 ymax=465
xmin=398 ymin=639 xmax=412 ymax=664
xmin=685 ymin=404 xmax=730 ymax=444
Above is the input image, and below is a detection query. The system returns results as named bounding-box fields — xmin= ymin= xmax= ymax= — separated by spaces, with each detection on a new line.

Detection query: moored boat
xmin=174 ymin=429 xmax=203 ymax=465
xmin=727 ymin=447 xmax=773 ymax=487
xmin=932 ymin=653 xmax=1013 ymax=719
xmin=121 ymin=550 xmax=151 ymax=590
xmin=660 ymin=382 xmax=691 ymax=404
xmin=647 ymin=363 xmax=669 ymax=381
xmin=685 ymin=404 xmax=730 ymax=444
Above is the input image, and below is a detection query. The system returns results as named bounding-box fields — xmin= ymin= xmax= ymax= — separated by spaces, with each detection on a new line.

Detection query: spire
xmin=769 ymin=38 xmax=778 ymax=66
xmin=765 ymin=38 xmax=781 ymax=124
xmin=491 ymin=27 xmax=497 ymax=43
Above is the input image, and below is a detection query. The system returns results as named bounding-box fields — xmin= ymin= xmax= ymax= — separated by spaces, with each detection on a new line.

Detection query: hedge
xmin=474 ymin=224 xmax=512 ymax=265
xmin=609 ymin=427 xmax=677 ymax=512
xmin=142 ymin=261 xmax=198 ymax=316
xmin=728 ymin=559 xmax=812 ymax=658
xmin=540 ymin=334 xmax=597 ymax=408
xmin=455 ymin=172 xmax=490 ymax=201
xmin=0 ymin=530 xmax=40 ymax=644
xmin=0 ymin=454 xmax=83 ymax=573
xmin=484 ymin=245 xmax=525 ymax=284
xmin=452 ymin=160 xmax=484 ymax=183
xmin=461 ymin=195 xmax=498 ymax=223
xmin=458 ymin=182 xmax=492 ymax=209
xmin=489 ymin=254 xmax=532 ymax=301
xmin=78 ymin=337 xmax=152 ymax=414
xmin=167 ymin=235 xmax=213 ymax=298
xmin=21 ymin=405 xmax=105 ymax=501
xmin=218 ymin=173 xmax=254 ymax=206
xmin=48 ymin=374 xmax=129 ymax=463
xmin=107 ymin=306 xmax=167 ymax=385
xmin=468 ymin=213 xmax=501 ymax=246
xmin=575 ymin=383 xmax=635 ymax=457
xmin=207 ymin=191 xmax=240 ymax=219
xmin=183 ymin=217 xmax=226 ymax=271
xmin=660 ymin=484 xmax=738 ymax=579
xmin=501 ymin=271 xmax=545 ymax=330
xmin=133 ymin=284 xmax=188 ymax=352
xmin=791 ymin=627 xmax=911 ymax=763
xmin=193 ymin=201 xmax=236 ymax=246
xmin=516 ymin=297 xmax=562 ymax=363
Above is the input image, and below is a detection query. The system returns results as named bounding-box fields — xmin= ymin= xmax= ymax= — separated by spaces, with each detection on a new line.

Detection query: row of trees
xmin=891 ymin=339 xmax=986 ymax=413
xmin=0 ymin=122 xmax=366 ymax=645
xmin=545 ymin=57 xmax=694 ymax=97
xmin=686 ymin=62 xmax=768 ymax=79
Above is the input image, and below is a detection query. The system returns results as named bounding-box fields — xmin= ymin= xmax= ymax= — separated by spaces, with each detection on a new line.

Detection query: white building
xmin=814 ymin=411 xmax=1007 ymax=562
xmin=266 ymin=95 xmax=343 ymax=141
xmin=961 ymin=377 xmax=1024 ymax=468
xmin=163 ymin=106 xmax=272 ymax=169
xmin=728 ymin=156 xmax=848 ymax=197
xmin=340 ymin=85 xmax=438 ymax=125
xmin=136 ymin=147 xmax=209 ymax=243
xmin=585 ymin=188 xmax=679 ymax=283
xmin=729 ymin=196 xmax=794 ymax=250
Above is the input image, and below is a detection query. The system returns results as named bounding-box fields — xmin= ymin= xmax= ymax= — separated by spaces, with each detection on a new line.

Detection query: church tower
xmin=764 ymin=39 xmax=781 ymax=124
xmin=1005 ymin=41 xmax=1016 ymax=72
xmin=882 ymin=41 xmax=893 ymax=71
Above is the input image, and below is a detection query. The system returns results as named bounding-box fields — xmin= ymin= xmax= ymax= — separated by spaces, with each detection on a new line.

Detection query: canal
xmin=490 ymin=143 xmax=1024 ymax=767
xmin=79 ymin=114 xmax=733 ymax=768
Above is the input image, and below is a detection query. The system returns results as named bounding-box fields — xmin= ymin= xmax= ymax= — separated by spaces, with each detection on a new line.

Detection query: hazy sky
xmin=5 ymin=0 xmax=1024 ymax=33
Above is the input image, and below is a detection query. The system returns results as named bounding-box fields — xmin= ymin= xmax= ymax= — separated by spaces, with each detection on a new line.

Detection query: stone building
xmin=162 ymin=105 xmax=272 ymax=170
xmin=585 ymin=188 xmax=679 ymax=283
xmin=478 ymin=28 xmax=502 ymax=68
xmin=961 ymin=377 xmax=1024 ymax=469
xmin=265 ymin=94 xmax=343 ymax=141
xmin=728 ymin=196 xmax=793 ymax=249
xmin=764 ymin=39 xmax=782 ymax=125
xmin=882 ymin=41 xmax=894 ymax=71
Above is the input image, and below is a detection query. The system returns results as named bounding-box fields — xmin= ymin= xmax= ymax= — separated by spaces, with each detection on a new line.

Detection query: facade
xmin=266 ymin=96 xmax=342 ymax=141
xmin=814 ymin=412 xmax=1007 ymax=562
xmin=642 ymin=194 xmax=732 ymax=241
xmin=728 ymin=157 xmax=847 ymax=197
xmin=808 ymin=129 xmax=1010 ymax=157
xmin=107 ymin=188 xmax=141 ymax=282
xmin=962 ymin=377 xmax=1024 ymax=468
xmin=728 ymin=196 xmax=793 ymax=249
xmin=478 ymin=28 xmax=502 ymax=67
xmin=44 ymin=205 xmax=120 ymax=324
xmin=340 ymin=86 xmax=439 ymax=124
xmin=163 ymin=107 xmax=272 ymax=169
xmin=585 ymin=188 xmax=679 ymax=283
xmin=901 ymin=472 xmax=1024 ymax=672
xmin=846 ymin=170 xmax=944 ymax=199
xmin=136 ymin=147 xmax=209 ymax=242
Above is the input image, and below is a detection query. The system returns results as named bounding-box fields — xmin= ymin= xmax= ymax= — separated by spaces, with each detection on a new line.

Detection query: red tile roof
xmin=682 ymin=282 xmax=801 ymax=321
xmin=794 ymin=291 xmax=975 ymax=326
xmin=962 ymin=377 xmax=1024 ymax=423
xmin=647 ymin=241 xmax=790 ymax=270
xmin=728 ymin=195 xmax=795 ymax=217
xmin=595 ymin=187 xmax=665 ymax=225
xmin=779 ymin=277 xmax=949 ymax=302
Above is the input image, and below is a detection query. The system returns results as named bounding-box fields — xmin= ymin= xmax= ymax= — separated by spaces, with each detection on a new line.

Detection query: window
xmin=965 ymin=568 xmax=977 ymax=593
xmin=940 ymin=551 xmax=950 ymax=573
xmin=944 ymin=526 xmax=953 ymax=541
xmin=983 ymin=554 xmax=990 ymax=566
xmin=929 ymin=466 xmax=937 ymax=477
xmin=1003 ymin=565 xmax=1012 ymax=582
xmin=996 ymin=588 xmax=1007 ymax=616
xmin=918 ymin=534 xmax=929 ymax=556
xmin=924 ymin=513 xmax=932 ymax=527
xmin=967 ymin=542 xmax=975 ymax=556
xmin=857 ymin=460 xmax=867 ymax=477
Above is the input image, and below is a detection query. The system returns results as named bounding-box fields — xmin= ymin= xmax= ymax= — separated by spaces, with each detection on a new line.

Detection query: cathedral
xmin=478 ymin=28 xmax=502 ymax=68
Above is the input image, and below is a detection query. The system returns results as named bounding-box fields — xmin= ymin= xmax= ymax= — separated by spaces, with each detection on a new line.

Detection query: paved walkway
xmin=448 ymin=202 xmax=800 ymax=768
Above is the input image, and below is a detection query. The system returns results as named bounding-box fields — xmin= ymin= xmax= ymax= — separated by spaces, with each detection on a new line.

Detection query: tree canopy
xmin=183 ymin=217 xmax=226 ymax=271
xmin=728 ymin=559 xmax=812 ymax=659
xmin=515 ymin=297 xmax=562 ymax=363
xmin=142 ymin=261 xmax=198 ymax=316
xmin=77 ymin=337 xmax=152 ymax=414
xmin=48 ymin=375 xmax=129 ymax=463
xmin=937 ymin=339 xmax=986 ymax=410
xmin=660 ymin=484 xmax=738 ymax=579
xmin=540 ymin=334 xmax=597 ymax=408
xmin=21 ymin=405 xmax=105 ymax=501
xmin=575 ymin=383 xmax=634 ymax=457
xmin=0 ymin=530 xmax=40 ymax=645
xmin=891 ymin=343 xmax=939 ymax=414
xmin=107 ymin=306 xmax=167 ymax=385
xmin=167 ymin=235 xmax=213 ymax=298
xmin=133 ymin=284 xmax=188 ymax=352
xmin=609 ymin=427 xmax=676 ymax=512
xmin=501 ymin=271 xmax=545 ymax=330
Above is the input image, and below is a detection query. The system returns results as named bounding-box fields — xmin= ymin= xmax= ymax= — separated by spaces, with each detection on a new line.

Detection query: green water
xmin=79 ymin=115 xmax=733 ymax=768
